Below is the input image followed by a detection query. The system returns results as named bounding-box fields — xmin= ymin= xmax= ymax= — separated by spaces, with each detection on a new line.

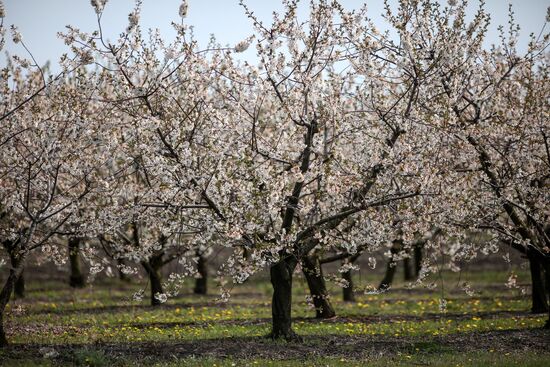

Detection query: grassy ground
xmin=0 ymin=264 xmax=548 ymax=366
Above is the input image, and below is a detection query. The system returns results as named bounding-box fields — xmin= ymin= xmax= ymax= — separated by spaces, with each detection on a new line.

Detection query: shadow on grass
xmin=1 ymin=328 xmax=548 ymax=365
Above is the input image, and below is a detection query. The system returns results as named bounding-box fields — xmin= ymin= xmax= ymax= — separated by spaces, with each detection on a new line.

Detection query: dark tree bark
xmin=13 ymin=270 xmax=24 ymax=299
xmin=302 ymin=256 xmax=335 ymax=318
xmin=0 ymin=270 xmax=17 ymax=347
xmin=194 ymin=254 xmax=208 ymax=295
xmin=68 ymin=237 xmax=86 ymax=288
xmin=142 ymin=252 xmax=164 ymax=306
xmin=528 ymin=255 xmax=548 ymax=313
xmin=403 ymin=257 xmax=414 ymax=281
xmin=342 ymin=267 xmax=355 ymax=302
xmin=269 ymin=259 xmax=301 ymax=341
xmin=379 ymin=260 xmax=397 ymax=291
xmin=0 ymin=241 xmax=25 ymax=347
xmin=8 ymin=250 xmax=24 ymax=299
xmin=414 ymin=244 xmax=423 ymax=277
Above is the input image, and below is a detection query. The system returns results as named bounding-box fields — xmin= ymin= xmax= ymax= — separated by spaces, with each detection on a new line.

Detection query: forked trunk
xmin=269 ymin=259 xmax=301 ymax=341
xmin=68 ymin=237 xmax=86 ymax=288
xmin=194 ymin=254 xmax=208 ymax=295
xmin=302 ymin=256 xmax=335 ymax=318
xmin=528 ymin=255 xmax=548 ymax=313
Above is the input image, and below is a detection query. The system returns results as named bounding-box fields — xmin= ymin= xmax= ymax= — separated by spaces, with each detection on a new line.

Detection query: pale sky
xmin=1 ymin=0 xmax=549 ymax=72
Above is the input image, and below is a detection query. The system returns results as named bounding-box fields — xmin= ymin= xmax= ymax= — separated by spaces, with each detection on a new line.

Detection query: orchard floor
xmin=1 ymin=266 xmax=549 ymax=366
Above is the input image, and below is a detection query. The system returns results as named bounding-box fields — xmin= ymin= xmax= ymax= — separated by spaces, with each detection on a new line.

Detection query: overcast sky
xmin=1 ymin=0 xmax=549 ymax=72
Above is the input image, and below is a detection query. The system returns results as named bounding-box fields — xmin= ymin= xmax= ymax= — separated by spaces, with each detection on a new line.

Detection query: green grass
xmin=1 ymin=265 xmax=548 ymax=366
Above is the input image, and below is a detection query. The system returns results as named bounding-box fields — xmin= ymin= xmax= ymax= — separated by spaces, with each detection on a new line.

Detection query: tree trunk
xmin=379 ymin=239 xmax=402 ymax=290
xmin=194 ymin=254 xmax=208 ymax=295
xmin=414 ymin=245 xmax=423 ymax=277
xmin=342 ymin=268 xmax=355 ymax=302
xmin=0 ymin=275 xmax=16 ymax=347
xmin=68 ymin=237 xmax=86 ymax=288
xmin=148 ymin=266 xmax=163 ymax=306
xmin=8 ymin=251 xmax=24 ymax=299
xmin=143 ymin=252 xmax=164 ymax=306
xmin=14 ymin=270 xmax=25 ymax=299
xmin=0 ymin=250 xmax=25 ymax=347
xmin=379 ymin=260 xmax=397 ymax=291
xmin=528 ymin=255 xmax=548 ymax=313
xmin=302 ymin=256 xmax=336 ymax=318
xmin=403 ymin=257 xmax=414 ymax=281
xmin=269 ymin=259 xmax=300 ymax=341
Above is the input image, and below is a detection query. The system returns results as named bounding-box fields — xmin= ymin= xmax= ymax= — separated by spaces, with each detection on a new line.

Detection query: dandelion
xmin=179 ymin=0 xmax=188 ymax=18
xmin=0 ymin=1 xmax=5 ymax=18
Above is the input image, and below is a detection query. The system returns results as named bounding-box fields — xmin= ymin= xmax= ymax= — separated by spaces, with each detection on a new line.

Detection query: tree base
xmin=69 ymin=276 xmax=86 ymax=288
xmin=531 ymin=306 xmax=549 ymax=314
xmin=315 ymin=308 xmax=336 ymax=319
xmin=193 ymin=285 xmax=207 ymax=295
xmin=266 ymin=329 xmax=303 ymax=342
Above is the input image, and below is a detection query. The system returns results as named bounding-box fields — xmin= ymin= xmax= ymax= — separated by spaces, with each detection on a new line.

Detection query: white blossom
xmin=90 ymin=0 xmax=107 ymax=14
xmin=154 ymin=292 xmax=168 ymax=303
xmin=234 ymin=36 xmax=253 ymax=53
xmin=179 ymin=1 xmax=188 ymax=18
xmin=11 ymin=25 xmax=22 ymax=44
xmin=127 ymin=11 xmax=140 ymax=31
